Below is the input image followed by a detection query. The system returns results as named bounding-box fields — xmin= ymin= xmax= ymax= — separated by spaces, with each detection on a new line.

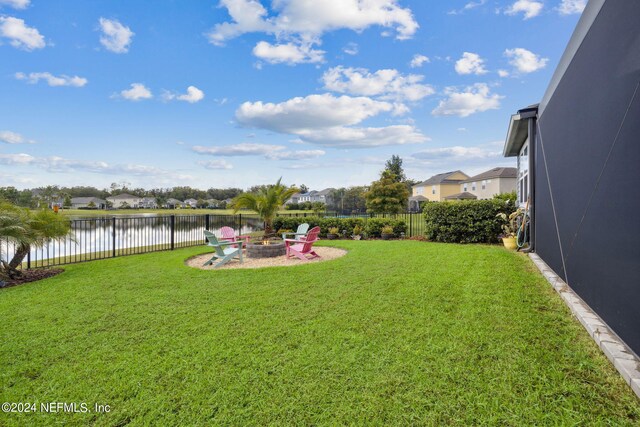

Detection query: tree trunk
xmin=8 ymin=243 xmax=30 ymax=270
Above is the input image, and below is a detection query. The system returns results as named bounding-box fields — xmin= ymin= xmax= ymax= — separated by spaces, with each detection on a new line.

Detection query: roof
xmin=166 ymin=198 xmax=182 ymax=203
xmin=463 ymin=167 xmax=517 ymax=182
xmin=414 ymin=170 xmax=469 ymax=187
xmin=316 ymin=188 xmax=335 ymax=196
xmin=444 ymin=192 xmax=478 ymax=200
xmin=107 ymin=193 xmax=138 ymax=200
xmin=71 ymin=197 xmax=105 ymax=204
xmin=503 ymin=105 xmax=538 ymax=157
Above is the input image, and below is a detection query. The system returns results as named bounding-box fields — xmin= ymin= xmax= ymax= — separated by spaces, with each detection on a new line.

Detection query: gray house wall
xmin=534 ymin=0 xmax=640 ymax=354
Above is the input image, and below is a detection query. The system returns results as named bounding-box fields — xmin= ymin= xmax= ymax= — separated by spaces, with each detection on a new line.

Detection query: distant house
xmin=412 ymin=171 xmax=470 ymax=202
xmin=407 ymin=195 xmax=428 ymax=212
xmin=297 ymin=188 xmax=335 ymax=205
xmin=106 ymin=193 xmax=142 ymax=208
xmin=165 ymin=198 xmax=183 ymax=209
xmin=184 ymin=198 xmax=198 ymax=208
xmin=139 ymin=197 xmax=158 ymax=209
xmin=285 ymin=193 xmax=301 ymax=205
xmin=71 ymin=197 xmax=106 ymax=209
xmin=460 ymin=167 xmax=517 ymax=200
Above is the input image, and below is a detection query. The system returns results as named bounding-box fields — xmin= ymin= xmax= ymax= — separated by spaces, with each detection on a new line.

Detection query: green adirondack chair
xmin=203 ymin=230 xmax=244 ymax=268
xmin=282 ymin=223 xmax=309 ymax=241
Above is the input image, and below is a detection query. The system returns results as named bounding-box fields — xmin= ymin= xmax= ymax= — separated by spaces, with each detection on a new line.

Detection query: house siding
xmin=532 ymin=0 xmax=640 ymax=355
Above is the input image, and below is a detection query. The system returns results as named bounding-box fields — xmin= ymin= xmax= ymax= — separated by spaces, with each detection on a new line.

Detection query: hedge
xmin=423 ymin=200 xmax=514 ymax=243
xmin=273 ymin=216 xmax=407 ymax=238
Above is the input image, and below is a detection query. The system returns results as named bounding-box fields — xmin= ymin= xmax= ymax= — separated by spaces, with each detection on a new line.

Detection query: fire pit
xmin=245 ymin=237 xmax=286 ymax=258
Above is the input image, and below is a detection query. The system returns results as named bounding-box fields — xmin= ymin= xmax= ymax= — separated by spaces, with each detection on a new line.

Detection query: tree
xmin=343 ymin=186 xmax=367 ymax=213
xmin=230 ymin=178 xmax=298 ymax=236
xmin=365 ymin=171 xmax=409 ymax=214
xmin=63 ymin=194 xmax=72 ymax=209
xmin=0 ymin=202 xmax=73 ymax=280
xmin=298 ymin=184 xmax=309 ymax=193
xmin=311 ymin=202 xmax=326 ymax=215
xmin=384 ymin=155 xmax=406 ymax=183
xmin=87 ymin=201 xmax=96 ymax=209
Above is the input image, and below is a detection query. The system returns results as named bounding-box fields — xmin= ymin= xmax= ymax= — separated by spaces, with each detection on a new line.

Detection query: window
xmin=471 ymin=182 xmax=476 ymax=191
xmin=416 ymin=187 xmax=423 ymax=195
xmin=482 ymin=180 xmax=486 ymax=190
xmin=432 ymin=185 xmax=436 ymax=195
xmin=463 ymin=183 xmax=468 ymax=192
xmin=518 ymin=139 xmax=530 ymax=206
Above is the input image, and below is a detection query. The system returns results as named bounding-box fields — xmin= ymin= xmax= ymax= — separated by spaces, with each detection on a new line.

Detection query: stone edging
xmin=529 ymin=253 xmax=640 ymax=399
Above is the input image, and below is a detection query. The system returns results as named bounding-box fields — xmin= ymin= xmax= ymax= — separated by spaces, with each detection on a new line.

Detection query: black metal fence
xmin=1 ymin=212 xmax=425 ymax=270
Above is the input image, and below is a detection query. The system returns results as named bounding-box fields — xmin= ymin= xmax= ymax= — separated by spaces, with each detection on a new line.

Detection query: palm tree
xmin=0 ymin=201 xmax=73 ymax=280
xmin=230 ymin=178 xmax=298 ymax=236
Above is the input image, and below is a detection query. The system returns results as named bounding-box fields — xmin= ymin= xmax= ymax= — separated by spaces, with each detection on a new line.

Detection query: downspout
xmin=522 ymin=115 xmax=536 ymax=252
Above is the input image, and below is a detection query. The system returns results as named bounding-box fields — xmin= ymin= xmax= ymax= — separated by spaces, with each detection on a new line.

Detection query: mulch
xmin=0 ymin=268 xmax=64 ymax=289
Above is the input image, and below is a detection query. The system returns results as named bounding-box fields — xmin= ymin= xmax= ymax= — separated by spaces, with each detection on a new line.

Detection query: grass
xmin=57 ymin=209 xmax=312 ymax=217
xmin=1 ymin=241 xmax=638 ymax=425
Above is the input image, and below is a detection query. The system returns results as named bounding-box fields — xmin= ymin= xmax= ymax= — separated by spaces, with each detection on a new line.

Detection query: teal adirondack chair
xmin=282 ymin=223 xmax=309 ymax=241
xmin=203 ymin=230 xmax=244 ymax=268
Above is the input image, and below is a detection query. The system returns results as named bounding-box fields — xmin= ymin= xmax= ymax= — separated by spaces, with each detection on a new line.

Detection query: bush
xmin=423 ymin=200 xmax=513 ymax=243
xmin=273 ymin=216 xmax=406 ymax=238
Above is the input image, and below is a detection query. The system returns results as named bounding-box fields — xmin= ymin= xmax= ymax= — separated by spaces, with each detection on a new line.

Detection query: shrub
xmin=353 ymin=225 xmax=363 ymax=236
xmin=273 ymin=216 xmax=405 ymax=238
xmin=328 ymin=227 xmax=339 ymax=235
xmin=381 ymin=225 xmax=394 ymax=235
xmin=423 ymin=200 xmax=513 ymax=243
xmin=364 ymin=218 xmax=407 ymax=237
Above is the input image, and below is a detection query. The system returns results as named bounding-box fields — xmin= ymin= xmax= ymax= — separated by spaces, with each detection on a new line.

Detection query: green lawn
xmin=1 ymin=242 xmax=638 ymax=425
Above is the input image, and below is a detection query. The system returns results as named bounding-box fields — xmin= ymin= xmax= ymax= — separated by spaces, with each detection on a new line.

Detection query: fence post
xmin=170 ymin=215 xmax=175 ymax=250
xmin=238 ymin=213 xmax=242 ymax=233
xmin=409 ymin=213 xmax=413 ymax=238
xmin=112 ymin=217 xmax=116 ymax=258
xmin=205 ymin=214 xmax=210 ymax=231
xmin=27 ymin=250 xmax=31 ymax=269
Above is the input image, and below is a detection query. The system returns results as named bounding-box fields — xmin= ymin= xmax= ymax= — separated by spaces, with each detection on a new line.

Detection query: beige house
xmin=106 ymin=193 xmax=142 ymax=208
xmin=412 ymin=171 xmax=470 ymax=202
xmin=459 ymin=167 xmax=517 ymax=200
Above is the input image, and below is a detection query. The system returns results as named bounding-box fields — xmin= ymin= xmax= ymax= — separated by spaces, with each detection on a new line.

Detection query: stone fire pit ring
xmin=245 ymin=241 xmax=286 ymax=258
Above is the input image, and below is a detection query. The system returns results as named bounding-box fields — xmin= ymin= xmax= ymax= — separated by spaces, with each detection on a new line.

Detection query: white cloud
xmin=163 ymin=86 xmax=205 ymax=103
xmin=410 ymin=54 xmax=429 ymax=68
xmin=342 ymin=42 xmax=358 ymax=55
xmin=322 ymin=66 xmax=435 ymax=103
xmin=207 ymin=0 xmax=417 ymax=66
xmin=0 ymin=130 xmax=35 ymax=144
xmin=299 ymin=125 xmax=428 ymax=148
xmin=252 ymin=40 xmax=324 ymax=64
xmin=118 ymin=83 xmax=153 ymax=101
xmin=504 ymin=0 xmax=543 ymax=19
xmin=265 ymin=150 xmax=325 ymax=160
xmin=432 ymin=83 xmax=503 ymax=117
xmin=236 ymin=93 xmax=428 ymax=148
xmin=193 ymin=143 xmax=325 ymax=160
xmin=0 ymin=152 xmax=191 ymax=179
xmin=558 ymin=0 xmax=586 ymax=15
xmin=193 ymin=143 xmax=284 ymax=156
xmin=412 ymin=145 xmax=501 ymax=161
xmin=0 ymin=16 xmax=45 ymax=50
xmin=198 ymin=160 xmax=233 ymax=170
xmin=0 ymin=0 xmax=30 ymax=9
xmin=505 ymin=48 xmax=548 ymax=73
xmin=208 ymin=0 xmax=418 ymax=44
xmin=237 ymin=93 xmax=393 ymax=133
xmin=98 ymin=18 xmax=134 ymax=53
xmin=497 ymin=69 xmax=510 ymax=78
xmin=448 ymin=0 xmax=487 ymax=15
xmin=15 ymin=72 xmax=88 ymax=87
xmin=455 ymin=52 xmax=488 ymax=75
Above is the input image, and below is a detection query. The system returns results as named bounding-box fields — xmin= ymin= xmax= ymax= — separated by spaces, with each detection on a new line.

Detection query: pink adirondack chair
xmin=220 ymin=226 xmax=251 ymax=248
xmin=285 ymin=226 xmax=321 ymax=261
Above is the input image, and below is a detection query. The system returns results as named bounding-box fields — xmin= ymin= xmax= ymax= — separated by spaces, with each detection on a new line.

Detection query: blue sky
xmin=0 ymin=0 xmax=585 ymax=190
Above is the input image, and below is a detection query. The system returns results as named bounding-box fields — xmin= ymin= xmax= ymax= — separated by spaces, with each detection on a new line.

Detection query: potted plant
xmin=327 ymin=227 xmax=339 ymax=240
xmin=381 ymin=225 xmax=394 ymax=240
xmin=496 ymin=209 xmax=521 ymax=250
xmin=352 ymin=225 xmax=363 ymax=240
